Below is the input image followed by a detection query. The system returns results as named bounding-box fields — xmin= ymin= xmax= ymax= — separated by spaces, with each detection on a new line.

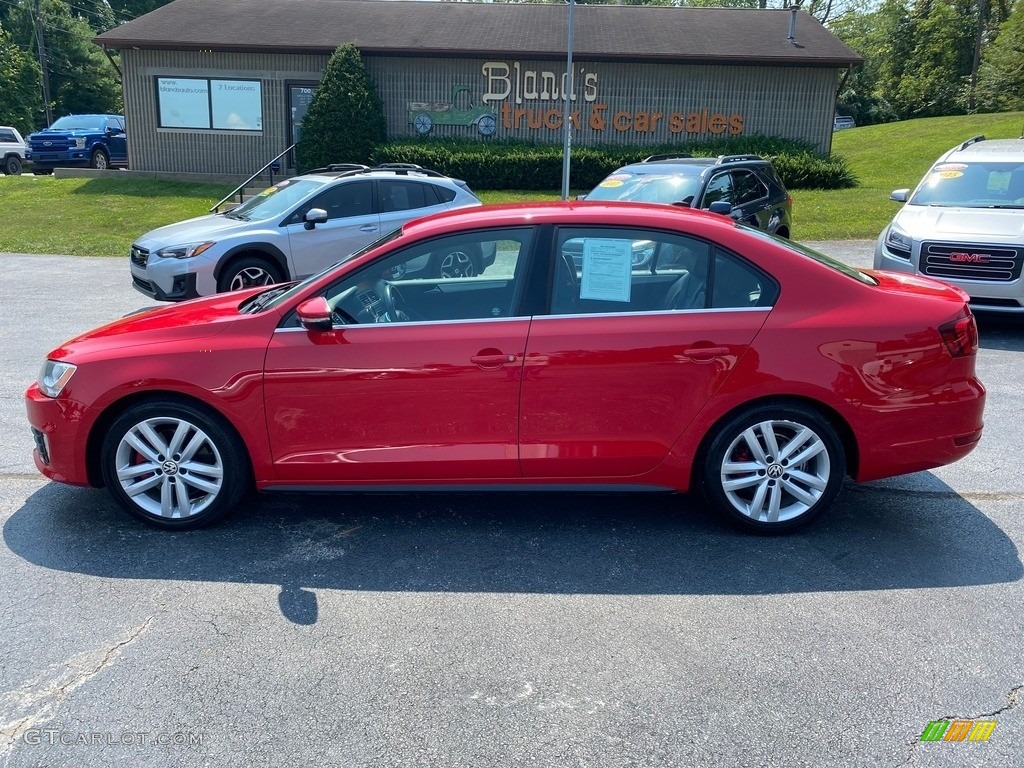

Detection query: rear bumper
xmin=854 ymin=376 xmax=986 ymax=482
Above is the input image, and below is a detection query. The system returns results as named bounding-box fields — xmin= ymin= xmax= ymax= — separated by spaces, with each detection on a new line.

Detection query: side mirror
xmin=303 ymin=208 xmax=328 ymax=230
xmin=890 ymin=189 xmax=910 ymax=203
xmin=708 ymin=201 xmax=733 ymax=216
xmin=575 ymin=194 xmax=587 ymax=201
xmin=296 ymin=297 xmax=333 ymax=332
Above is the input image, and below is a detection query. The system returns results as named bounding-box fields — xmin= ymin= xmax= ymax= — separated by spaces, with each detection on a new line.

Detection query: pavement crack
xmin=0 ymin=616 xmax=154 ymax=756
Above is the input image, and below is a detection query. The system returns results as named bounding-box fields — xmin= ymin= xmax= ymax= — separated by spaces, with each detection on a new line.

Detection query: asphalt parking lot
xmin=1 ymin=247 xmax=1022 ymax=767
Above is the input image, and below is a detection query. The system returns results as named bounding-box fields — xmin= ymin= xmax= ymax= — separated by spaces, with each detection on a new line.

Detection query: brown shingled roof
xmin=95 ymin=0 xmax=863 ymax=67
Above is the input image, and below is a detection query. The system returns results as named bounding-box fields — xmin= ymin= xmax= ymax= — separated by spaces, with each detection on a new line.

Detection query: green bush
xmin=296 ymin=44 xmax=387 ymax=171
xmin=372 ymin=137 xmax=856 ymax=191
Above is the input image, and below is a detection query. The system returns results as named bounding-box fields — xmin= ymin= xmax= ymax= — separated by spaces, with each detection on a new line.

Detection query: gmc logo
xmin=948 ymin=252 xmax=990 ymax=263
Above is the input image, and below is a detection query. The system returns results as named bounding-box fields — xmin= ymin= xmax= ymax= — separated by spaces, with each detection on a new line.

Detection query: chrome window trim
xmin=274 ymin=314 xmax=531 ymax=333
xmin=538 ymin=306 xmax=772 ymax=321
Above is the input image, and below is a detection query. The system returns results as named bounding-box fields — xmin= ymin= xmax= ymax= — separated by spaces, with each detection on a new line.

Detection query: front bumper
xmin=875 ymin=234 xmax=1024 ymax=314
xmin=130 ymin=249 xmax=217 ymax=302
xmin=25 ymin=384 xmax=96 ymax=487
xmin=131 ymin=271 xmax=200 ymax=301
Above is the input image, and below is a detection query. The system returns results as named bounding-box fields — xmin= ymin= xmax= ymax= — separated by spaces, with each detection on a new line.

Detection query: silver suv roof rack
xmin=715 ymin=154 xmax=764 ymax=164
xmin=956 ymin=135 xmax=986 ymax=151
xmin=642 ymin=153 xmax=692 ymax=162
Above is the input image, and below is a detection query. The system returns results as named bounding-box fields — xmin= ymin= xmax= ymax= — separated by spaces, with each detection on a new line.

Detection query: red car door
xmin=263 ymin=226 xmax=536 ymax=483
xmin=264 ymin=319 xmax=528 ymax=482
xmin=518 ymin=227 xmax=774 ymax=479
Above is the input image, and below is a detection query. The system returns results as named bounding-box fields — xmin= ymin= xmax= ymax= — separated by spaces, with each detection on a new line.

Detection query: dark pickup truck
xmin=26 ymin=114 xmax=127 ymax=173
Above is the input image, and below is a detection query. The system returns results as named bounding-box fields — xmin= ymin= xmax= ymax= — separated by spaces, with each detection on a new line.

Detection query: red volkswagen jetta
xmin=26 ymin=203 xmax=985 ymax=533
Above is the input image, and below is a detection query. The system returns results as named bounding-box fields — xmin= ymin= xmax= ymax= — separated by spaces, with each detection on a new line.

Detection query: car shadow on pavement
xmin=5 ymin=475 xmax=1021 ymax=625
xmin=976 ymin=314 xmax=1024 ymax=351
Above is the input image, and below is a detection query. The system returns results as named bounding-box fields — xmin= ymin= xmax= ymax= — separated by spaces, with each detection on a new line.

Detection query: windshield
xmin=586 ymin=171 xmax=703 ymax=206
xmin=909 ymin=161 xmax=1024 ymax=208
xmin=253 ymin=227 xmax=405 ymax=313
xmin=49 ymin=116 xmax=105 ymax=131
xmin=227 ymin=178 xmax=327 ymax=221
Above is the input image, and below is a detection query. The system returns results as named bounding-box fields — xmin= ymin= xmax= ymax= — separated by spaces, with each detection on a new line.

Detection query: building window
xmin=156 ymin=77 xmax=263 ymax=131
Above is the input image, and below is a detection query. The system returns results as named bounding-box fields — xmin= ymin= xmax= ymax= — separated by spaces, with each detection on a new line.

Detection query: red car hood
xmin=48 ymin=290 xmax=265 ymax=362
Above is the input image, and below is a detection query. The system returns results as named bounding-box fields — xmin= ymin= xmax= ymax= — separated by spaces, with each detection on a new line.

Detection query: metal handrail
xmin=210 ymin=143 xmax=295 ymax=213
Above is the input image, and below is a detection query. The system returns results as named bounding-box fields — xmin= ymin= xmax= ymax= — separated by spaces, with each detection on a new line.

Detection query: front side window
xmin=298 ymin=181 xmax=374 ymax=222
xmin=314 ymin=228 xmax=534 ymax=325
xmin=702 ymin=173 xmax=734 ymax=207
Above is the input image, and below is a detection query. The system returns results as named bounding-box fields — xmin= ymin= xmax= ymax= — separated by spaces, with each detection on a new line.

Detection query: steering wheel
xmin=376 ymin=280 xmax=414 ymax=323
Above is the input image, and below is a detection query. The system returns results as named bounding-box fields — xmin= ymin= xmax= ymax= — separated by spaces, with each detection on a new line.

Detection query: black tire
xmin=700 ymin=402 xmax=846 ymax=534
xmin=217 ymin=256 xmax=284 ymax=293
xmin=100 ymin=400 xmax=251 ymax=530
xmin=3 ymin=155 xmax=22 ymax=175
xmin=430 ymin=244 xmax=483 ymax=279
xmin=89 ymin=149 xmax=109 ymax=170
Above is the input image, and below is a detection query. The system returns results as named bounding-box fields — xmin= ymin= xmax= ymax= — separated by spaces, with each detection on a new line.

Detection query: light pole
xmin=560 ymin=0 xmax=576 ymax=200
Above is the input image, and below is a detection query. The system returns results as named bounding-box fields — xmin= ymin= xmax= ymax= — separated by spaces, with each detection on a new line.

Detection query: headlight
xmin=155 ymin=242 xmax=216 ymax=259
xmin=884 ymin=225 xmax=913 ymax=259
xmin=38 ymin=360 xmax=77 ymax=398
xmin=72 ymin=137 xmax=86 ymax=149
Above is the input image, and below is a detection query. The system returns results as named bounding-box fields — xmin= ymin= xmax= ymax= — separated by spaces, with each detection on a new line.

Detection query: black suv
xmin=583 ymin=155 xmax=793 ymax=238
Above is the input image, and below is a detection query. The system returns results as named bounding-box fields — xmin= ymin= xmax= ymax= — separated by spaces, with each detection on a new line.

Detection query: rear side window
xmin=712 ymin=249 xmax=779 ymax=308
xmin=378 ymin=180 xmax=443 ymax=213
xmin=433 ymin=184 xmax=457 ymax=203
xmin=732 ymin=170 xmax=769 ymax=205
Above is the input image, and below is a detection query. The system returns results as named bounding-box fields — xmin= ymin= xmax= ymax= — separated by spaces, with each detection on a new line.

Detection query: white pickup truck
xmin=0 ymin=126 xmax=27 ymax=175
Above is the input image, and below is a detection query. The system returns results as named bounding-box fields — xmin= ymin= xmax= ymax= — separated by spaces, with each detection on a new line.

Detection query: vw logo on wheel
xmin=161 ymin=459 xmax=179 ymax=476
xmin=766 ymin=464 xmax=784 ymax=479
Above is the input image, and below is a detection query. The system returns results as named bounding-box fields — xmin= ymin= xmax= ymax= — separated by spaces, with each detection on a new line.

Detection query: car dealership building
xmin=94 ymin=0 xmax=862 ymax=177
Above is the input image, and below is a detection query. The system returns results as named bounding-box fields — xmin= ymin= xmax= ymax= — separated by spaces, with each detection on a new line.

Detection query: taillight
xmin=938 ymin=314 xmax=978 ymax=357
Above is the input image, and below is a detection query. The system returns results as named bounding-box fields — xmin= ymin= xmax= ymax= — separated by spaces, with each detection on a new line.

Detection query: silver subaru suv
xmin=874 ymin=135 xmax=1024 ymax=315
xmin=130 ymin=164 xmax=484 ymax=301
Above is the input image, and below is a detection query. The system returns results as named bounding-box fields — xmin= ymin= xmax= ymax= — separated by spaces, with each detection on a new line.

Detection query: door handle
xmin=359 ymin=225 xmax=378 ymax=232
xmin=682 ymin=345 xmax=729 ymax=360
xmin=470 ymin=353 xmax=517 ymax=370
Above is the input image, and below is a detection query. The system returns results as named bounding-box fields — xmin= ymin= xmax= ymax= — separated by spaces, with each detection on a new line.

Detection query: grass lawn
xmin=1 ymin=110 xmax=1022 ymax=256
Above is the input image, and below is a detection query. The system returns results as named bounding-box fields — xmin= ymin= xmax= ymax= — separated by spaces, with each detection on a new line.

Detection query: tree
xmin=0 ymin=0 xmax=122 ymax=128
xmin=976 ymin=0 xmax=1024 ymax=111
xmin=0 ymin=23 xmax=41 ymax=133
xmin=296 ymin=44 xmax=387 ymax=171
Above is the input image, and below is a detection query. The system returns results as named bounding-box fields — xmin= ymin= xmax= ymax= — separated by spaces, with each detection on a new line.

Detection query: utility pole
xmin=33 ymin=0 xmax=53 ymax=126
xmin=560 ymin=0 xmax=576 ymax=201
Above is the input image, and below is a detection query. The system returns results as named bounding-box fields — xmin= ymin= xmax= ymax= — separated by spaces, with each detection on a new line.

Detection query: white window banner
xmin=157 ymin=78 xmax=210 ymax=128
xmin=212 ymin=80 xmax=262 ymax=130
xmin=580 ymin=239 xmax=632 ymax=302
